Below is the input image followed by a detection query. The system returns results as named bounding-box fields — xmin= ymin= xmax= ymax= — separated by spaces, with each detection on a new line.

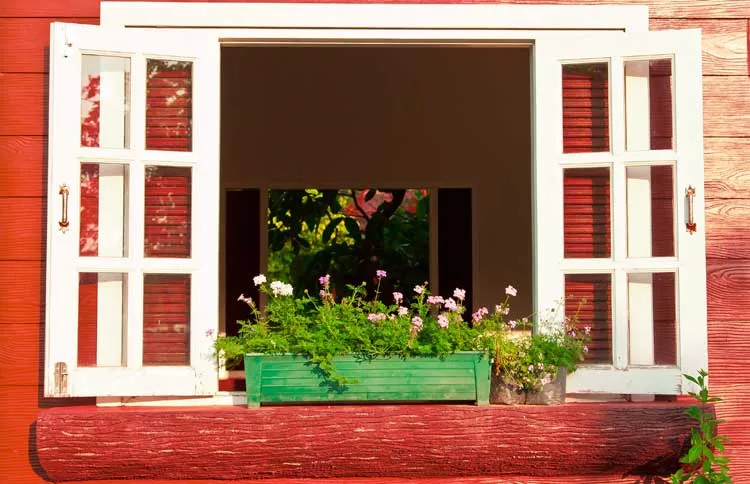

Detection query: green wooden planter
xmin=244 ymin=352 xmax=490 ymax=407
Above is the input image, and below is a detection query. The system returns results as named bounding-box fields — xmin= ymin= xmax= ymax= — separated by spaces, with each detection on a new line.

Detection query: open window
xmin=45 ymin=18 xmax=706 ymax=399
xmin=45 ymin=23 xmax=220 ymax=396
xmin=534 ymin=30 xmax=707 ymax=394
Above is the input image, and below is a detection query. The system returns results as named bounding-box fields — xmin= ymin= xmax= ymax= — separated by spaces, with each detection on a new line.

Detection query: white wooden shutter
xmin=533 ymin=30 xmax=707 ymax=394
xmin=45 ymin=23 xmax=220 ymax=396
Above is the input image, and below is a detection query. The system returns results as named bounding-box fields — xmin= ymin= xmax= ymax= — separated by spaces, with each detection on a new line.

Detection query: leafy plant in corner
xmin=670 ymin=370 xmax=732 ymax=484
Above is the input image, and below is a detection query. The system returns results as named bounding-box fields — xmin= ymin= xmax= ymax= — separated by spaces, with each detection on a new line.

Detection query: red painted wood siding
xmin=0 ymin=1 xmax=748 ymax=482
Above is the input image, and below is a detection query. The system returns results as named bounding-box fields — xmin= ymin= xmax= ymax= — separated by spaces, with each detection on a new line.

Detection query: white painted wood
xmin=535 ymin=29 xmax=706 ymax=395
xmin=567 ymin=366 xmax=682 ymax=394
xmin=46 ymin=22 xmax=220 ymax=397
xmin=96 ymin=273 xmax=126 ymax=366
xmin=101 ymin=2 xmax=648 ymax=32
xmin=98 ymin=56 xmax=130 ymax=149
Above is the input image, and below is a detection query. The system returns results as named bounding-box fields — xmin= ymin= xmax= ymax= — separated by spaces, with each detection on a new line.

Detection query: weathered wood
xmin=705 ymin=198 xmax=750 ymax=259
xmin=0 ymin=18 xmax=98 ymax=73
xmin=36 ymin=403 xmax=696 ymax=481
xmin=705 ymin=137 xmax=750 ymax=199
xmin=0 ymin=136 xmax=46 ymax=197
xmin=3 ymin=0 xmax=749 ymax=19
xmin=707 ymin=259 xmax=750 ymax=322
xmin=0 ymin=324 xmax=42 ymax=386
xmin=703 ymin=76 xmax=750 ymax=138
xmin=0 ymin=197 xmax=45 ymax=260
xmin=0 ymin=74 xmax=47 ymax=136
xmin=650 ymin=19 xmax=748 ymax=76
xmin=0 ymin=261 xmax=44 ymax=326
xmin=246 ymin=353 xmax=490 ymax=407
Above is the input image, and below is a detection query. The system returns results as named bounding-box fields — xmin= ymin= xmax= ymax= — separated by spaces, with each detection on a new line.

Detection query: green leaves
xmin=671 ymin=370 xmax=733 ymax=484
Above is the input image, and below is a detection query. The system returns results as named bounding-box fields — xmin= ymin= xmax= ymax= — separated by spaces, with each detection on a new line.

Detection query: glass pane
xmin=624 ymin=58 xmax=673 ymax=151
xmin=562 ymin=62 xmax=609 ymax=153
xmin=81 ymin=55 xmax=131 ymax=149
xmin=80 ymin=163 xmax=129 ymax=257
xmin=564 ymin=167 xmax=611 ymax=258
xmin=143 ymin=274 xmax=191 ymax=366
xmin=626 ymin=165 xmax=674 ymax=257
xmin=144 ymin=166 xmax=192 ymax=258
xmin=565 ymin=273 xmax=612 ymax=364
xmin=146 ymin=59 xmax=193 ymax=151
xmin=78 ymin=272 xmax=127 ymax=367
xmin=628 ymin=272 xmax=676 ymax=366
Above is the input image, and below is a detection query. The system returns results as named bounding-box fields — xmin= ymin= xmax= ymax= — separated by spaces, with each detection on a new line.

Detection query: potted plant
xmin=477 ymin=294 xmax=591 ymax=405
xmin=215 ymin=270 xmax=492 ymax=407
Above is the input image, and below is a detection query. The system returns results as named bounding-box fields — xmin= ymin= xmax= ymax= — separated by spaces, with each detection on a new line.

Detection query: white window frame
xmin=46 ymin=2 xmax=708 ymax=401
xmin=46 ymin=22 xmax=220 ymax=397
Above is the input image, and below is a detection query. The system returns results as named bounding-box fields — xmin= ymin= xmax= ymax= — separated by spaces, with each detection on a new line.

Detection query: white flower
xmin=413 ymin=285 xmax=424 ymax=295
xmin=505 ymin=285 xmax=517 ymax=297
xmin=437 ymin=314 xmax=449 ymax=328
xmin=270 ymin=281 xmax=293 ymax=296
xmin=398 ymin=306 xmax=408 ymax=316
xmin=453 ymin=288 xmax=466 ymax=302
xmin=411 ymin=316 xmax=423 ymax=330
xmin=253 ymin=274 xmax=267 ymax=286
xmin=393 ymin=292 xmax=403 ymax=304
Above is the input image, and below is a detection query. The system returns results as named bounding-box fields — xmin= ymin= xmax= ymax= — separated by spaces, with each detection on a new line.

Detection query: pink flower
xmin=368 ymin=313 xmax=386 ymax=323
xmin=437 ymin=314 xmax=449 ymax=328
xmin=205 ymin=329 xmax=215 ymax=337
xmin=453 ymin=288 xmax=466 ymax=302
xmin=584 ymin=326 xmax=592 ymax=335
xmin=411 ymin=316 xmax=423 ymax=330
xmin=376 ymin=269 xmax=387 ymax=278
xmin=413 ymin=285 xmax=424 ymax=295
xmin=505 ymin=285 xmax=517 ymax=297
xmin=319 ymin=274 xmax=330 ymax=286
xmin=398 ymin=306 xmax=408 ymax=316
xmin=237 ymin=294 xmax=253 ymax=306
xmin=319 ymin=289 xmax=327 ymax=297
xmin=583 ymin=346 xmax=589 ymax=353
xmin=426 ymin=295 xmax=444 ymax=305
xmin=471 ymin=307 xmax=489 ymax=322
xmin=507 ymin=320 xmax=517 ymax=329
xmin=444 ymin=298 xmax=458 ymax=312
xmin=393 ymin=292 xmax=403 ymax=304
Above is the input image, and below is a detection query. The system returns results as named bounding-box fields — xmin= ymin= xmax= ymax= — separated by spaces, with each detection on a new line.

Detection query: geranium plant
xmin=215 ymin=270 xmax=590 ymax=390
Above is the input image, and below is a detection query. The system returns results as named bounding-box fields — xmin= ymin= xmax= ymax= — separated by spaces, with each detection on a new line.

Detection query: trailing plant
xmin=670 ymin=370 xmax=732 ymax=484
xmin=215 ymin=270 xmax=590 ymax=389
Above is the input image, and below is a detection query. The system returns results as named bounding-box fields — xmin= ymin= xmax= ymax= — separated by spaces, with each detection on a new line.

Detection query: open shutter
xmin=533 ymin=30 xmax=707 ymax=394
xmin=45 ymin=23 xmax=220 ymax=396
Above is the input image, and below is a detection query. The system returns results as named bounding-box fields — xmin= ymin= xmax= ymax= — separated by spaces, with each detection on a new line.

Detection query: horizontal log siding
xmin=0 ymin=0 xmax=748 ymax=482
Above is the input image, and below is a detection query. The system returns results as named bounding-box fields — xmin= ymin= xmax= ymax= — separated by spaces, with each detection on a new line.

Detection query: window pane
xmin=624 ymin=58 xmax=673 ymax=151
xmin=144 ymin=166 xmax=192 ymax=258
xmin=626 ymin=165 xmax=674 ymax=257
xmin=628 ymin=272 xmax=677 ymax=366
xmin=143 ymin=274 xmax=191 ymax=366
xmin=564 ymin=167 xmax=611 ymax=258
xmin=81 ymin=55 xmax=130 ymax=149
xmin=562 ymin=63 xmax=609 ymax=153
xmin=78 ymin=272 xmax=127 ymax=367
xmin=146 ymin=59 xmax=193 ymax=151
xmin=80 ymin=163 xmax=129 ymax=257
xmin=565 ymin=273 xmax=612 ymax=364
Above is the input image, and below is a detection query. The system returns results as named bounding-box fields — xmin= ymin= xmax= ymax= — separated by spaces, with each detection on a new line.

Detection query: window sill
xmin=36 ymin=402 xmax=694 ymax=481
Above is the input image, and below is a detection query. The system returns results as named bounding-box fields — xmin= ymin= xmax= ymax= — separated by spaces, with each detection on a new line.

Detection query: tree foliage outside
xmin=267 ymin=188 xmax=430 ymax=299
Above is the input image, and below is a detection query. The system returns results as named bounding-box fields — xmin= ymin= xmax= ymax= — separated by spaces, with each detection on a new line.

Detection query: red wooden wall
xmin=0 ymin=0 xmax=748 ymax=483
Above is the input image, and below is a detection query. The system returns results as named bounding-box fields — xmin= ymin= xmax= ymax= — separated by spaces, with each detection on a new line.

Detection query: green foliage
xmin=671 ymin=370 xmax=732 ymax=484
xmin=266 ymin=188 xmax=429 ymax=300
xmin=479 ymin=300 xmax=590 ymax=392
xmin=216 ymin=272 xmax=589 ymax=391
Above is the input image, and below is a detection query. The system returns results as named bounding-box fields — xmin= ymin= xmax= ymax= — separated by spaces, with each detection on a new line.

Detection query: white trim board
xmin=101 ymin=2 xmax=648 ymax=32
